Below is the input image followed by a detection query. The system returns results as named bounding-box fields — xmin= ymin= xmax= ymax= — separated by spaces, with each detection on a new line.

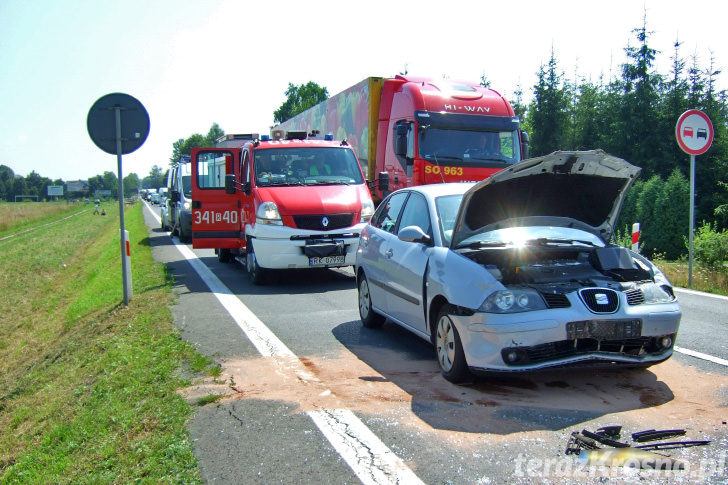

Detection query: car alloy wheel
xmin=358 ymin=273 xmax=385 ymax=328
xmin=435 ymin=306 xmax=472 ymax=384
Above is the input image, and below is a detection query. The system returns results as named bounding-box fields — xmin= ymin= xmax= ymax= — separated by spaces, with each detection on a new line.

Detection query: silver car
xmin=355 ymin=150 xmax=681 ymax=383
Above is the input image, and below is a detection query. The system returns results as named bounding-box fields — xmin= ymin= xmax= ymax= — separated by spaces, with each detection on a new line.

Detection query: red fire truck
xmin=190 ymin=131 xmax=375 ymax=284
xmin=273 ymin=75 xmax=529 ymax=202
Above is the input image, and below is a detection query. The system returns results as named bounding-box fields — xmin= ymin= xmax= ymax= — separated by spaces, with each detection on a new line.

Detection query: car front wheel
xmin=435 ymin=306 xmax=472 ymax=384
xmin=358 ymin=273 xmax=385 ymax=328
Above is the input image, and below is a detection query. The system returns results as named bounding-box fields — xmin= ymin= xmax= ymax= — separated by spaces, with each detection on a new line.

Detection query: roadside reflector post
xmin=631 ymin=223 xmax=640 ymax=252
xmin=121 ymin=229 xmax=133 ymax=300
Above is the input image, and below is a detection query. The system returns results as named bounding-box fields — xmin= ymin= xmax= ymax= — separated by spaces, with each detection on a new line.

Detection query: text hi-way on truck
xmin=190 ymin=131 xmax=375 ymax=284
xmin=273 ymin=75 xmax=529 ymax=202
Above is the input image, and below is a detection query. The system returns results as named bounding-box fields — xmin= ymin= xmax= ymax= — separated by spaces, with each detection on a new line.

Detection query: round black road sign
xmin=87 ymin=93 xmax=150 ymax=155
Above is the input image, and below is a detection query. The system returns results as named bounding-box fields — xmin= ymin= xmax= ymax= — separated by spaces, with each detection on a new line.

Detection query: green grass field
xmin=0 ymin=201 xmax=210 ymax=483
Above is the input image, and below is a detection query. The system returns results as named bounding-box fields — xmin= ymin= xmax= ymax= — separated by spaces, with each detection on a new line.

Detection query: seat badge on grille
xmin=596 ymin=293 xmax=609 ymax=305
xmin=321 ymin=216 xmax=329 ymax=228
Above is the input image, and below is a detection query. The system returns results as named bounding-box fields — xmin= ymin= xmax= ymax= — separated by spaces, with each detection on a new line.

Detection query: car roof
xmin=399 ymin=182 xmax=476 ymax=200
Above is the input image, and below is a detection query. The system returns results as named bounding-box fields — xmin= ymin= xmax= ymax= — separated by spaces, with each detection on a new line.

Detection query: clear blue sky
xmin=1 ymin=0 xmax=724 ymax=183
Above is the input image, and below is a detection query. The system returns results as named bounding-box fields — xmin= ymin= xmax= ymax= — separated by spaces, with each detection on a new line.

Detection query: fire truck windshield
xmin=255 ymin=147 xmax=364 ymax=186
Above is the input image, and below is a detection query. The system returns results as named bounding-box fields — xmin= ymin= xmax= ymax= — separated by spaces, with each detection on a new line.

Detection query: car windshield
xmin=419 ymin=129 xmax=520 ymax=164
xmin=435 ymin=194 xmax=465 ymax=246
xmin=182 ymin=175 xmax=192 ymax=197
xmin=456 ymin=226 xmax=605 ymax=249
xmin=255 ymin=147 xmax=364 ymax=186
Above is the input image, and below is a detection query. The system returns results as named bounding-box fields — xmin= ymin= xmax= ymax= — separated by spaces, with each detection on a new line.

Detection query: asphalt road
xmin=142 ymin=202 xmax=728 ymax=484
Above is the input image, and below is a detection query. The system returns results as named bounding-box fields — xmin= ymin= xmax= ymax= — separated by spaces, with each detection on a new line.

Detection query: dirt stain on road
xmin=179 ymin=347 xmax=727 ymax=441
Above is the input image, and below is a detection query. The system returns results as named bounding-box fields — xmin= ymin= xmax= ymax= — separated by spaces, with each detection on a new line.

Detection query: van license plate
xmin=309 ymin=255 xmax=345 ymax=266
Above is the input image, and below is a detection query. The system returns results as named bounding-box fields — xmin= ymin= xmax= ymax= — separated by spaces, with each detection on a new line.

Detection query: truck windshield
xmin=419 ymin=128 xmax=520 ymax=165
xmin=255 ymin=147 xmax=364 ymax=186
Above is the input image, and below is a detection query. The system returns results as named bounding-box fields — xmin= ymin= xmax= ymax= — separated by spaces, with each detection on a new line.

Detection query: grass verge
xmin=0 ymin=201 xmax=208 ymax=483
xmin=655 ymin=259 xmax=728 ymax=296
xmin=0 ymin=201 xmax=85 ymax=234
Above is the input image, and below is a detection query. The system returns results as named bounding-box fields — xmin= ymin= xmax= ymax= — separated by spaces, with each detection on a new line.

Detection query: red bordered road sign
xmin=676 ymin=109 xmax=713 ymax=156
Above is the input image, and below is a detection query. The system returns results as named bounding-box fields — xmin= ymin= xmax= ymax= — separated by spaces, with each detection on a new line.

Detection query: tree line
xmin=504 ymin=19 xmax=727 ymax=259
xmin=0 ymin=164 xmax=168 ymax=202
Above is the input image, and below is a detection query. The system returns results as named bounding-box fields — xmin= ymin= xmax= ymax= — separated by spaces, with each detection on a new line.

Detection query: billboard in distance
xmin=66 ymin=180 xmax=89 ymax=192
xmin=47 ymin=185 xmax=64 ymax=196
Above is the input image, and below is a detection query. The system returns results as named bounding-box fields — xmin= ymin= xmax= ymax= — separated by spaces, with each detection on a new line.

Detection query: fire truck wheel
xmin=217 ymin=248 xmax=232 ymax=263
xmin=246 ymin=241 xmax=268 ymax=285
xmin=179 ymin=224 xmax=191 ymax=243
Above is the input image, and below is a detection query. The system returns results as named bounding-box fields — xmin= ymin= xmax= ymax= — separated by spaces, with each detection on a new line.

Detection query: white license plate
xmin=309 ymin=255 xmax=346 ymax=266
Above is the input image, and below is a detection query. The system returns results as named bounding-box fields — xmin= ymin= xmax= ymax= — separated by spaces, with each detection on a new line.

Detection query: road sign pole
xmin=689 ymin=154 xmax=695 ymax=288
xmin=115 ymin=105 xmax=132 ymax=304
xmin=87 ymin=93 xmax=149 ymax=306
xmin=675 ymin=109 xmax=713 ymax=289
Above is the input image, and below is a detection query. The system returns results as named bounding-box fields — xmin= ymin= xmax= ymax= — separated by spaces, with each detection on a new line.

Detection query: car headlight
xmin=640 ymin=283 xmax=675 ymax=303
xmin=480 ymin=289 xmax=547 ymax=313
xmin=256 ymin=202 xmax=283 ymax=225
xmin=183 ymin=201 xmax=191 ymax=210
xmin=360 ymin=199 xmax=375 ymax=223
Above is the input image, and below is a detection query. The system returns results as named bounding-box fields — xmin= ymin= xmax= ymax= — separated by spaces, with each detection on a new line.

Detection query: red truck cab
xmin=376 ymin=76 xmax=526 ymax=199
xmin=273 ymin=76 xmax=529 ymax=203
xmin=191 ymin=132 xmax=375 ymax=284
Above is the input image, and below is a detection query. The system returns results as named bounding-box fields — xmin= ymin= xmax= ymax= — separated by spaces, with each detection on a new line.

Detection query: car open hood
xmin=451 ymin=150 xmax=641 ymax=247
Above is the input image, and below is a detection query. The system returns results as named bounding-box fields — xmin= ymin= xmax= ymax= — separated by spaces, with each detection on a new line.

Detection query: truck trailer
xmin=273 ymin=75 xmax=529 ymax=202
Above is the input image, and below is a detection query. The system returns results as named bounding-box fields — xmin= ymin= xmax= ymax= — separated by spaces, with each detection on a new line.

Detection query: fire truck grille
xmin=293 ymin=213 xmax=355 ymax=231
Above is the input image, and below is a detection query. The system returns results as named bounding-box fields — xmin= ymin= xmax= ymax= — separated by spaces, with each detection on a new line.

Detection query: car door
xmin=361 ymin=191 xmax=409 ymax=316
xmin=190 ymin=148 xmax=243 ymax=250
xmin=381 ymin=192 xmax=434 ymax=334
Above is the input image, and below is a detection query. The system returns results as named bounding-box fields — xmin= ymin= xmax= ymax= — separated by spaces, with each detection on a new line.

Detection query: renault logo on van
xmin=321 ymin=217 xmax=329 ymax=228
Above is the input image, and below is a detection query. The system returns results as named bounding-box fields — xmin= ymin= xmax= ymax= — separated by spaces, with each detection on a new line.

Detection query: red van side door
xmin=190 ymin=148 xmax=243 ymax=250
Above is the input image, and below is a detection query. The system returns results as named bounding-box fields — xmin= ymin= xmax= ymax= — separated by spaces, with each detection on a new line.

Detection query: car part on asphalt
xmin=632 ymin=428 xmax=687 ymax=442
xmin=565 ymin=427 xmax=711 ymax=458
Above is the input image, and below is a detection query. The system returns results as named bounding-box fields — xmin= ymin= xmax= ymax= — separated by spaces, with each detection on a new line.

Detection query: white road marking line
xmin=309 ymin=408 xmax=424 ymax=485
xmin=145 ymin=203 xmax=423 ymax=484
xmin=674 ymin=287 xmax=728 ymax=301
xmin=674 ymin=346 xmax=728 ymax=367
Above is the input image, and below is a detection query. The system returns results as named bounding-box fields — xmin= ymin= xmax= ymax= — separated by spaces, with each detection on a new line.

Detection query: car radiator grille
xmin=625 ymin=288 xmax=645 ymax=305
xmin=541 ymin=293 xmax=571 ymax=308
xmin=578 ymin=288 xmax=619 ymax=313
xmin=541 ymin=289 xmax=647 ymax=309
xmin=293 ymin=213 xmax=355 ymax=231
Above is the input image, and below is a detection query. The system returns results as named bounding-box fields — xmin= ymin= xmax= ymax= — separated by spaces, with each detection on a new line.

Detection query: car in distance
xmin=160 ymin=198 xmax=172 ymax=231
xmin=355 ymin=150 xmax=681 ymax=383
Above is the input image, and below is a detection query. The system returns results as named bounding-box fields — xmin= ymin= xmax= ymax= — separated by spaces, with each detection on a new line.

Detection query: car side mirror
xmin=398 ymin=225 xmax=432 ymax=246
